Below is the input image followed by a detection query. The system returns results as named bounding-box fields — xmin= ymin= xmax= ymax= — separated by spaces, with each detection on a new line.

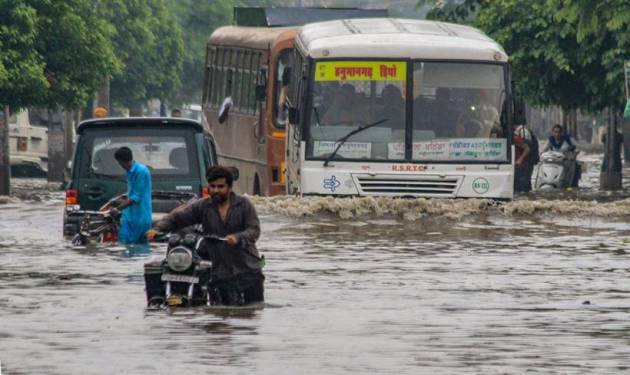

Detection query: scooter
xmin=144 ymin=232 xmax=223 ymax=308
xmin=533 ymin=150 xmax=583 ymax=190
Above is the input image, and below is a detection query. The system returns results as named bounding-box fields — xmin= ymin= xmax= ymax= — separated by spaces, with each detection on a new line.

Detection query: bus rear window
xmin=87 ymin=134 xmax=194 ymax=177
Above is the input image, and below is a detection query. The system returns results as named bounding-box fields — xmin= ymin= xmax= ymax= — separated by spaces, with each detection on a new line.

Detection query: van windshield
xmin=81 ymin=129 xmax=198 ymax=178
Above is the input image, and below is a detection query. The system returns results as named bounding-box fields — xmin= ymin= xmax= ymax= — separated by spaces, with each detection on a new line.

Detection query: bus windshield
xmin=306 ymin=61 xmax=507 ymax=163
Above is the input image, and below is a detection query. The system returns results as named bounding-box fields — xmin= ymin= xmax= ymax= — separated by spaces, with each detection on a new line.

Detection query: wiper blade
xmin=323 ymin=119 xmax=387 ymax=167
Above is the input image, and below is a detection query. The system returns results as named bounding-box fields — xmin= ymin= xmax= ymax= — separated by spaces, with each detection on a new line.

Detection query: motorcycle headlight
xmin=166 ymin=246 xmax=193 ymax=272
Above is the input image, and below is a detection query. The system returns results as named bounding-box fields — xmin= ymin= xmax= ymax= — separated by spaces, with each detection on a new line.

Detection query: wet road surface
xmin=1 ymin=152 xmax=630 ymax=374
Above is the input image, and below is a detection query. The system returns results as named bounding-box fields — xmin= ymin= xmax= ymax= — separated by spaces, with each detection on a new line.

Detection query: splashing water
xmin=249 ymin=195 xmax=630 ymax=221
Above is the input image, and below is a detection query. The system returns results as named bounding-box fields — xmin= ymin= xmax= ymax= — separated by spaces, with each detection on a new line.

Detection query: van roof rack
xmin=233 ymin=6 xmax=388 ymax=27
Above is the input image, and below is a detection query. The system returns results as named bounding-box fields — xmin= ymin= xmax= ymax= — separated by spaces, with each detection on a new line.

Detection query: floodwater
xmin=2 ymin=153 xmax=630 ymax=374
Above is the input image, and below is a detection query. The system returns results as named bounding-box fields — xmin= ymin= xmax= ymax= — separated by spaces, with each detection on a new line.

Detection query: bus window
xmin=274 ymin=50 xmax=293 ymax=129
xmin=412 ymin=62 xmax=506 ymax=162
xmin=307 ymin=61 xmax=407 ymax=161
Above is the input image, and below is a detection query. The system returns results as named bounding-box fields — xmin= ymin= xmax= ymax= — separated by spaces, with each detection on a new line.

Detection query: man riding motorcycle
xmin=146 ymin=166 xmax=264 ymax=306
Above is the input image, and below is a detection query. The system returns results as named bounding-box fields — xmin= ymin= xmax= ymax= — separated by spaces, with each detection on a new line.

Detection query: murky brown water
xmin=2 ymin=153 xmax=630 ymax=374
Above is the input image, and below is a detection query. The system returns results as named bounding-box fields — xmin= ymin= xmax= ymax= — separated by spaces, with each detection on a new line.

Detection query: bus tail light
xmin=65 ymin=189 xmax=78 ymax=205
xmin=201 ymin=186 xmax=210 ymax=198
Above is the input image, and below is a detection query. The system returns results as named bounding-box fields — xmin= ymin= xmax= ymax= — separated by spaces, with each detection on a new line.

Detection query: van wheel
xmin=253 ymin=174 xmax=261 ymax=196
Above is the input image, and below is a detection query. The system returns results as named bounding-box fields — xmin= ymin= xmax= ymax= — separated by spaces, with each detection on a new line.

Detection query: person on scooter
xmin=146 ymin=166 xmax=264 ymax=306
xmin=105 ymin=147 xmax=153 ymax=244
xmin=543 ymin=124 xmax=576 ymax=152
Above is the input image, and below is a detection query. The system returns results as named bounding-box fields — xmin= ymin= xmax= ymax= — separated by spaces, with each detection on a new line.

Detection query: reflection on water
xmin=1 ymin=156 xmax=630 ymax=373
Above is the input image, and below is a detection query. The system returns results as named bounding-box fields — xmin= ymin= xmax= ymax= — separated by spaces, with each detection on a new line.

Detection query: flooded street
xmin=2 ymin=153 xmax=630 ymax=374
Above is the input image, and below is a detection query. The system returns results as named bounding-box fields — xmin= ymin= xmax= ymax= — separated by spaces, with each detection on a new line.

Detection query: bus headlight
xmin=166 ymin=246 xmax=193 ymax=272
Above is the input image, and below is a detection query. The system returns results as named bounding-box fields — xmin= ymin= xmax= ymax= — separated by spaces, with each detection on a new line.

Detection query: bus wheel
xmin=253 ymin=174 xmax=261 ymax=196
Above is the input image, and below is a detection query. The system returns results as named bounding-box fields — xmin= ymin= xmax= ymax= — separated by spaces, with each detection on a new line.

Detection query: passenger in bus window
xmin=375 ymin=84 xmax=405 ymax=129
xmin=322 ymin=83 xmax=364 ymax=125
xmin=276 ymin=68 xmax=291 ymax=126
xmin=428 ymin=88 xmax=458 ymax=138
xmin=457 ymin=89 xmax=498 ymax=138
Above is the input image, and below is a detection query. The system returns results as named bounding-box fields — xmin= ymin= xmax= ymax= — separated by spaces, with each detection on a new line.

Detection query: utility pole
xmin=624 ymin=61 xmax=630 ymax=161
xmin=600 ymin=108 xmax=622 ymax=190
xmin=47 ymin=110 xmax=66 ymax=183
xmin=0 ymin=106 xmax=10 ymax=195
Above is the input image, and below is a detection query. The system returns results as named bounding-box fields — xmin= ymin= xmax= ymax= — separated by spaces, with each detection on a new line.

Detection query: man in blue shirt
xmin=110 ymin=147 xmax=152 ymax=244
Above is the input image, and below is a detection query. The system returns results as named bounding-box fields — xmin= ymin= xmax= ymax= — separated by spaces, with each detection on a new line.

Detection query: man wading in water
xmin=146 ymin=166 xmax=264 ymax=306
xmin=105 ymin=147 xmax=152 ymax=244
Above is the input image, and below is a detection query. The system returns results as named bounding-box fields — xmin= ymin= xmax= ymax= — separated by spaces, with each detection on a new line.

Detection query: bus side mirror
xmin=255 ymin=84 xmax=266 ymax=101
xmin=513 ymin=96 xmax=527 ymax=125
xmin=288 ymin=107 xmax=300 ymax=125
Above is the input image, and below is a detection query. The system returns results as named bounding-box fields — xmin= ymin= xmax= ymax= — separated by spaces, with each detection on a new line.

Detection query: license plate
xmin=161 ymin=273 xmax=199 ymax=284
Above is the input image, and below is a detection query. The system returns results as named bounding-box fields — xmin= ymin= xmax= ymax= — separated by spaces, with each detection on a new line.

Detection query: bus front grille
xmin=354 ymin=174 xmax=460 ymax=197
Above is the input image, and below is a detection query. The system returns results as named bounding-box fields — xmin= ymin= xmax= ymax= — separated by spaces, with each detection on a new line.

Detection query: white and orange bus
xmin=201 ymin=7 xmax=386 ymax=195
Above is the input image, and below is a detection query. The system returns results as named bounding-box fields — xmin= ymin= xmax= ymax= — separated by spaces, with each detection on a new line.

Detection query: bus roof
xmin=209 ymin=26 xmax=294 ymax=50
xmin=296 ymin=18 xmax=508 ymax=62
xmin=77 ymin=117 xmax=204 ymax=134
xmin=233 ymin=7 xmax=387 ymax=27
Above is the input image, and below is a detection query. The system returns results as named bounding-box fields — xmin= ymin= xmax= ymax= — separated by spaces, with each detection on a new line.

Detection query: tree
xmin=104 ymin=0 xmax=183 ymax=111
xmin=420 ymin=0 xmax=623 ymax=114
xmin=167 ymin=0 xmax=236 ymax=104
xmin=551 ymin=0 xmax=630 ymax=163
xmin=30 ymin=0 xmax=119 ymax=182
xmin=32 ymin=0 xmax=119 ymax=110
xmin=551 ymin=0 xmax=630 ymax=111
xmin=0 ymin=0 xmax=48 ymax=195
xmin=419 ymin=0 xmax=482 ymax=23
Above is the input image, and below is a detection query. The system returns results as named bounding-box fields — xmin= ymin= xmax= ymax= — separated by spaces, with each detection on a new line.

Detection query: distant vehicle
xmin=63 ymin=117 xmax=218 ymax=236
xmin=9 ymin=110 xmax=48 ymax=177
xmin=202 ymin=6 xmax=386 ymax=196
xmin=180 ymin=104 xmax=203 ymax=122
xmin=533 ymin=150 xmax=582 ymax=190
xmin=283 ymin=18 xmax=527 ymax=199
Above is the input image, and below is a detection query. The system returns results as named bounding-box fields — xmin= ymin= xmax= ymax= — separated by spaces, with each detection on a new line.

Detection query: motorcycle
xmin=533 ymin=150 xmax=583 ymax=190
xmin=71 ymin=209 xmax=120 ymax=245
xmin=144 ymin=232 xmax=223 ymax=308
xmin=69 ymin=191 xmax=197 ymax=245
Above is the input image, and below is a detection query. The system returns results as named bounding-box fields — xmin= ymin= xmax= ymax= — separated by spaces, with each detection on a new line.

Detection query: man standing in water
xmin=108 ymin=147 xmax=152 ymax=244
xmin=146 ymin=166 xmax=264 ymax=306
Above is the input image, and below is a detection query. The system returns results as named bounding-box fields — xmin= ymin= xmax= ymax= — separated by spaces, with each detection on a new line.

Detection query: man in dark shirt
xmin=146 ymin=166 xmax=264 ymax=306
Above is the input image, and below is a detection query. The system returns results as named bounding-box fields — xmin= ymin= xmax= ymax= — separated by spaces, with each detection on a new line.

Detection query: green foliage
xmin=0 ymin=0 xmax=118 ymax=110
xmin=145 ymin=0 xmax=183 ymax=101
xmin=419 ymin=0 xmax=483 ymax=23
xmin=166 ymin=0 xmax=237 ymax=104
xmin=31 ymin=0 xmax=119 ymax=109
xmin=421 ymin=0 xmax=625 ymax=113
xmin=104 ymin=0 xmax=183 ymax=108
xmin=0 ymin=0 xmax=48 ymax=109
xmin=552 ymin=0 xmax=630 ymax=111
